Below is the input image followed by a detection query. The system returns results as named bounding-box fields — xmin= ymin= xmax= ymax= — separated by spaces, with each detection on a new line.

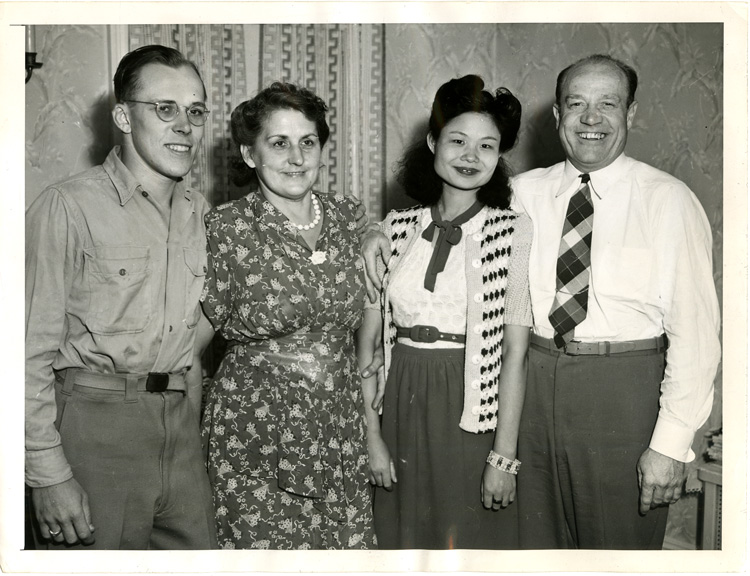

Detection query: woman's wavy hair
xmin=229 ymin=82 xmax=330 ymax=188
xmin=395 ymin=74 xmax=522 ymax=209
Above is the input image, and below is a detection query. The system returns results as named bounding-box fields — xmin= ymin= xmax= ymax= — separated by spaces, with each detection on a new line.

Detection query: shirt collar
xmin=102 ymin=145 xmax=190 ymax=206
xmin=555 ymin=153 xmax=630 ymax=199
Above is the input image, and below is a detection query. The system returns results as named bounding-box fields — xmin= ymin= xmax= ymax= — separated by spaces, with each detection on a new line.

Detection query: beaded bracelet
xmin=486 ymin=450 xmax=522 ymax=475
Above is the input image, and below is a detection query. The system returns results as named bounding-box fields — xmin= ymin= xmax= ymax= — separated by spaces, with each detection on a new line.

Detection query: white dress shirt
xmin=512 ymin=154 xmax=721 ymax=462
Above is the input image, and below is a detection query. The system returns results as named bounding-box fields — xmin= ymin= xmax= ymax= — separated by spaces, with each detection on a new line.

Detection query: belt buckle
xmin=562 ymin=340 xmax=577 ymax=355
xmin=410 ymin=325 xmax=439 ymax=343
xmin=146 ymin=372 xmax=169 ymax=392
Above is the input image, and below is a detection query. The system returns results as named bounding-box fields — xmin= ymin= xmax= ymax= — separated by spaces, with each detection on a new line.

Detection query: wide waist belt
xmin=530 ymin=333 xmax=667 ymax=356
xmin=56 ymin=368 xmax=187 ymax=393
xmin=396 ymin=325 xmax=466 ymax=344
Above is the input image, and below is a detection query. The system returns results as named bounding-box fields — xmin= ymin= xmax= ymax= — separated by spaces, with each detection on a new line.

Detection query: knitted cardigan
xmin=380 ymin=205 xmax=532 ymax=433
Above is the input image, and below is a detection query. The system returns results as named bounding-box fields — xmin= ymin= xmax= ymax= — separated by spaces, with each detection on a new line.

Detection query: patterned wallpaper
xmin=25 ymin=25 xmax=113 ymax=208
xmin=384 ymin=22 xmax=723 ymax=551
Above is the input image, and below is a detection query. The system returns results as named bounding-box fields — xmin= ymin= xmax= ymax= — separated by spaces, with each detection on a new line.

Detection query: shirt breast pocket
xmin=184 ymin=247 xmax=208 ymax=328
xmin=85 ymin=245 xmax=151 ymax=334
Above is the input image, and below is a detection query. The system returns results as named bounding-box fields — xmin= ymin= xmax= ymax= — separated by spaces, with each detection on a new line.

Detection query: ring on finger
xmin=48 ymin=528 xmax=62 ymax=536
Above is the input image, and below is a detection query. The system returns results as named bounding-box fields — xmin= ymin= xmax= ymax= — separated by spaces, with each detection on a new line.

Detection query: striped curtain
xmin=259 ymin=23 xmax=386 ymax=218
xmin=129 ymin=24 xmax=386 ymax=218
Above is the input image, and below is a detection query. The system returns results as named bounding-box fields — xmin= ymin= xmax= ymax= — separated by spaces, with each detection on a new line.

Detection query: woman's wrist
xmin=486 ymin=450 xmax=521 ymax=475
xmin=366 ymin=428 xmax=384 ymax=442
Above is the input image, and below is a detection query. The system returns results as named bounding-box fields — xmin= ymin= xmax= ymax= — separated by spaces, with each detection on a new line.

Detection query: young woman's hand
xmin=481 ymin=464 xmax=516 ymax=510
xmin=367 ymin=436 xmax=397 ymax=490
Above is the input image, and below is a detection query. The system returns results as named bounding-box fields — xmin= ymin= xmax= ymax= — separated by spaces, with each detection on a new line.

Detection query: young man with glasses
xmin=25 ymin=45 xmax=218 ymax=549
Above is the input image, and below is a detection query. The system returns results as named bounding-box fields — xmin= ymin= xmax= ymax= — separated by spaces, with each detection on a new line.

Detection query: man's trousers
xmin=35 ymin=372 xmax=217 ymax=550
xmin=517 ymin=343 xmax=670 ymax=549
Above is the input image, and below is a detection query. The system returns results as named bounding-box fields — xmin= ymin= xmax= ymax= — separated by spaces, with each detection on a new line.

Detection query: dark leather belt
xmin=396 ymin=325 xmax=466 ymax=344
xmin=530 ymin=333 xmax=667 ymax=356
xmin=57 ymin=369 xmax=187 ymax=393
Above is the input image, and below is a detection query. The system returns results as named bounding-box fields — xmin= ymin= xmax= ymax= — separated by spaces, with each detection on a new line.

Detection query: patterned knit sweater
xmin=380 ymin=205 xmax=533 ymax=433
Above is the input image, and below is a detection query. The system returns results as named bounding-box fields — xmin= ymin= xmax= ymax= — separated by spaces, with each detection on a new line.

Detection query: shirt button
xmin=169 ymin=325 xmax=173 ymax=332
xmin=472 ymin=354 xmax=481 ymax=364
xmin=472 ymin=259 xmax=481 ymax=268
xmin=203 ymin=265 xmax=208 ymax=273
xmin=471 ymin=379 xmax=480 ymax=389
xmin=473 ymin=293 xmax=482 ymax=303
xmin=119 ymin=269 xmax=126 ymax=276
xmin=142 ymin=191 xmax=149 ymax=198
xmin=472 ymin=233 xmax=482 ymax=242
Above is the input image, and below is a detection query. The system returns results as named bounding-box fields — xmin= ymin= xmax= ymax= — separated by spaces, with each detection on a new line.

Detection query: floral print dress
xmin=200 ymin=191 xmax=375 ymax=550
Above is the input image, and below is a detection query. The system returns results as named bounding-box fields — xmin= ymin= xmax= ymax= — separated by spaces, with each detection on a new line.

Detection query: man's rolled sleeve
xmin=649 ymin=184 xmax=721 ymax=463
xmin=25 ymin=189 xmax=77 ymax=487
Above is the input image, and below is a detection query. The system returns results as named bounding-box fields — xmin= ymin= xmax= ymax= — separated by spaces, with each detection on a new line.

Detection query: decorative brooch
xmin=310 ymin=251 xmax=327 ymax=264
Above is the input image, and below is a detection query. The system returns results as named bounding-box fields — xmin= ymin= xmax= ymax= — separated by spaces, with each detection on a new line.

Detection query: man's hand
xmin=361 ymin=341 xmax=384 ymax=380
xmin=637 ymin=448 xmax=686 ymax=515
xmin=361 ymin=341 xmax=386 ymax=411
xmin=353 ymin=198 xmax=370 ymax=235
xmin=32 ymin=478 xmax=96 ymax=545
xmin=361 ymin=226 xmax=391 ymax=303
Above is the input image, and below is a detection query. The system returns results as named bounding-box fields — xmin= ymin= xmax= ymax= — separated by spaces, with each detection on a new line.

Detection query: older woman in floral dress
xmin=193 ymin=82 xmax=378 ymax=549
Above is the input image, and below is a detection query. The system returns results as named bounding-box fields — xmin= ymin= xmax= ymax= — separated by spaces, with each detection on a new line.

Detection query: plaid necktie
xmin=548 ymin=173 xmax=594 ymax=348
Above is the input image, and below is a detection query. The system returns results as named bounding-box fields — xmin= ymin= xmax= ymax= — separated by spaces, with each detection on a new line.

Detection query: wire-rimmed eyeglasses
xmin=124 ymin=100 xmax=210 ymax=126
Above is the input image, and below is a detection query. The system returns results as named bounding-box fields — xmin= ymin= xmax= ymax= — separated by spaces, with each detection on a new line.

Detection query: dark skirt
xmin=373 ymin=343 xmax=519 ymax=549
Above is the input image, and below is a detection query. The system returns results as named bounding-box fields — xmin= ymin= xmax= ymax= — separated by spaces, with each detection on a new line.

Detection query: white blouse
xmin=388 ymin=207 xmax=486 ymax=348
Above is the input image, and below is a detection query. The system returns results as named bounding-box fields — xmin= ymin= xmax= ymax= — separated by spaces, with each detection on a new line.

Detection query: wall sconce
xmin=26 ymin=25 xmax=42 ymax=84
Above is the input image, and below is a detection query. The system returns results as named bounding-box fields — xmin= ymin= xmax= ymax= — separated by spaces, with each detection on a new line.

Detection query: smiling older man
xmin=512 ymin=54 xmax=720 ymax=549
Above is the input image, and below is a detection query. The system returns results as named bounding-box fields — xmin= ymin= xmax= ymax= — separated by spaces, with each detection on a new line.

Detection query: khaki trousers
xmin=34 ymin=372 xmax=217 ymax=550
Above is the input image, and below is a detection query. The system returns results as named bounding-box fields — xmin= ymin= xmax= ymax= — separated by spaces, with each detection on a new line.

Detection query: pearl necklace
xmin=294 ymin=195 xmax=321 ymax=231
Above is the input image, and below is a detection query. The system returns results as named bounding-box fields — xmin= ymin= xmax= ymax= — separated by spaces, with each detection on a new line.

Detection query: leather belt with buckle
xmin=530 ymin=333 xmax=667 ymax=356
xmin=57 ymin=369 xmax=187 ymax=393
xmin=396 ymin=325 xmax=466 ymax=344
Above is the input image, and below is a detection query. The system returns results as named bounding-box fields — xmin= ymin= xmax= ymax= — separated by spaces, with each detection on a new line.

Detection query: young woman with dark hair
xmin=359 ymin=74 xmax=531 ymax=549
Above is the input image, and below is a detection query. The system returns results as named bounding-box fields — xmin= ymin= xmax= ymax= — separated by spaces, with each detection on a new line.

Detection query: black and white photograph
xmin=0 ymin=1 xmax=746 ymax=574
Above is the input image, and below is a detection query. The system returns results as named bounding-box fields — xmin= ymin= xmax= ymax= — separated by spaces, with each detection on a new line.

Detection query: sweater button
xmin=472 ymin=354 xmax=481 ymax=364
xmin=471 ymin=406 xmax=480 ymax=415
xmin=473 ymin=293 xmax=482 ymax=303
xmin=472 ymin=233 xmax=482 ymax=242
xmin=473 ymin=324 xmax=482 ymax=334
xmin=471 ymin=379 xmax=480 ymax=389
xmin=472 ymin=258 xmax=481 ymax=268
